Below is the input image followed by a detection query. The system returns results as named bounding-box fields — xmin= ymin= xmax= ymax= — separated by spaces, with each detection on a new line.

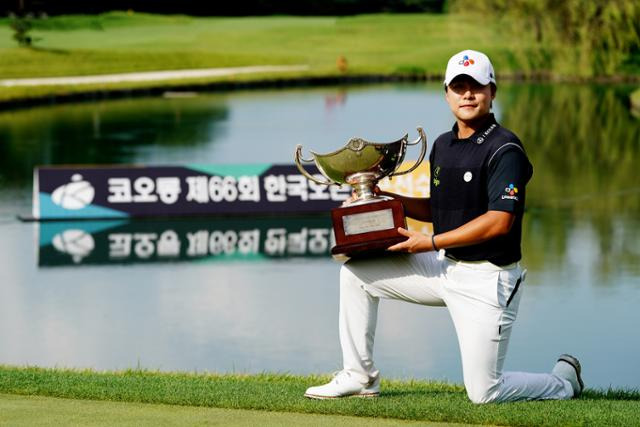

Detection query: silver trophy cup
xmin=294 ymin=127 xmax=427 ymax=204
xmin=294 ymin=128 xmax=427 ymax=256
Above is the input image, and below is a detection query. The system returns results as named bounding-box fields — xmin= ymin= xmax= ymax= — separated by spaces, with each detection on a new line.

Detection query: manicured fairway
xmin=0 ymin=12 xmax=510 ymax=102
xmin=0 ymin=12 xmax=507 ymax=78
xmin=1 ymin=366 xmax=639 ymax=426
xmin=0 ymin=394 xmax=457 ymax=427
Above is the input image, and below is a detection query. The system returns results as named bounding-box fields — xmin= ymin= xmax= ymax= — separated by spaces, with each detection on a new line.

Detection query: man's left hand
xmin=386 ymin=227 xmax=433 ymax=253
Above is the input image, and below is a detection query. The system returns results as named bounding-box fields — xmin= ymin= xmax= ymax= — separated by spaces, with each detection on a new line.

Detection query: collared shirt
xmin=429 ymin=114 xmax=533 ymax=266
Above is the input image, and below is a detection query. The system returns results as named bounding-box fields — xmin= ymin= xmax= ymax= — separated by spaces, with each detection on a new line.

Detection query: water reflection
xmin=38 ymin=216 xmax=333 ymax=267
xmin=501 ymin=83 xmax=640 ymax=213
xmin=498 ymin=83 xmax=640 ymax=278
xmin=0 ymin=96 xmax=229 ymax=185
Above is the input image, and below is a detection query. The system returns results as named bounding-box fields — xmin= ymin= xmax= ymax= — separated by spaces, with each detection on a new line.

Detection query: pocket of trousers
xmin=497 ymin=268 xmax=523 ymax=309
xmin=506 ymin=277 xmax=521 ymax=307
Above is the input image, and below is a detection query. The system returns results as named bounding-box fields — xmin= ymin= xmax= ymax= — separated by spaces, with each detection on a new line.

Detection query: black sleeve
xmin=487 ymin=147 xmax=533 ymax=213
xmin=428 ymin=144 xmax=435 ymax=175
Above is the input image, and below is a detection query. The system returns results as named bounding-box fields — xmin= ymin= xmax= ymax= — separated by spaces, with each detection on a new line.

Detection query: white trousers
xmin=339 ymin=251 xmax=573 ymax=403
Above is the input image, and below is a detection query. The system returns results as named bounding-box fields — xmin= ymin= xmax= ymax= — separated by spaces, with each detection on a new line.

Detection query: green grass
xmin=0 ymin=12 xmax=501 ymax=77
xmin=0 ymin=394 xmax=448 ymax=427
xmin=1 ymin=366 xmax=639 ymax=426
xmin=0 ymin=12 xmax=637 ymax=105
xmin=0 ymin=12 xmax=516 ymax=102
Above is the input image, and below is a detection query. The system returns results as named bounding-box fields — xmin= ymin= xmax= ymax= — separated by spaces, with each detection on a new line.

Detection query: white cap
xmin=444 ymin=49 xmax=496 ymax=87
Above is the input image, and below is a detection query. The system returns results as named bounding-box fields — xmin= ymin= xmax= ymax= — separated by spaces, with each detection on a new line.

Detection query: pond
xmin=0 ymin=82 xmax=638 ymax=390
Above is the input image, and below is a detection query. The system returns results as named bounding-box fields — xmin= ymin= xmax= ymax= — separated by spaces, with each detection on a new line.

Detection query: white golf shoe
xmin=552 ymin=354 xmax=584 ymax=398
xmin=304 ymin=371 xmax=380 ymax=399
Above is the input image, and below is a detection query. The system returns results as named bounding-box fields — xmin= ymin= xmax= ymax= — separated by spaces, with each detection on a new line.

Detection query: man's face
xmin=445 ymin=75 xmax=495 ymax=123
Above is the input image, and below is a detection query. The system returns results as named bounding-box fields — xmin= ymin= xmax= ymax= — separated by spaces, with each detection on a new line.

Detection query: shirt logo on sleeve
xmin=501 ymin=183 xmax=519 ymax=201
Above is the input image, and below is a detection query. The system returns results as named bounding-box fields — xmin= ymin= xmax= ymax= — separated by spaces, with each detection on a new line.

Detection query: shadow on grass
xmin=382 ymin=386 xmax=640 ymax=402
xmin=382 ymin=388 xmax=640 ymax=402
xmin=380 ymin=390 xmax=421 ymax=398
xmin=27 ymin=46 xmax=69 ymax=55
xmin=381 ymin=390 xmax=463 ymax=399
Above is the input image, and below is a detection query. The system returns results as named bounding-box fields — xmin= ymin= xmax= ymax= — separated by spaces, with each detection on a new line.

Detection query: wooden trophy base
xmin=331 ymin=199 xmax=407 ymax=257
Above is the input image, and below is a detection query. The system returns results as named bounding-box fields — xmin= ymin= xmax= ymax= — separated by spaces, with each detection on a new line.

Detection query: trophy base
xmin=331 ymin=199 xmax=407 ymax=257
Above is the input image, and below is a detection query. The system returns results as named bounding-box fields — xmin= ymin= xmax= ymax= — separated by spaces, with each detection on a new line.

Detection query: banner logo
xmin=51 ymin=174 xmax=95 ymax=210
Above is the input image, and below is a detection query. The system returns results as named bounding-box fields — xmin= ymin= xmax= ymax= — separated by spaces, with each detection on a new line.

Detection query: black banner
xmin=34 ymin=163 xmax=350 ymax=219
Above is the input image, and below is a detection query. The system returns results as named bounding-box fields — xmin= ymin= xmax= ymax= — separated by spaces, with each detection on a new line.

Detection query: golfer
xmin=304 ymin=50 xmax=583 ymax=403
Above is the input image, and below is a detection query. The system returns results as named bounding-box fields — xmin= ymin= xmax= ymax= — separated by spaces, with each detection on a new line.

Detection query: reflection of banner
xmin=33 ymin=164 xmax=351 ymax=220
xmin=38 ymin=216 xmax=334 ymax=267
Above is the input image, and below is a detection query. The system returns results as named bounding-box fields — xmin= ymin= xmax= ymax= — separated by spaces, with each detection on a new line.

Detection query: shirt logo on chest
xmin=463 ymin=171 xmax=473 ymax=182
xmin=433 ymin=166 xmax=441 ymax=187
xmin=475 ymin=123 xmax=497 ymax=144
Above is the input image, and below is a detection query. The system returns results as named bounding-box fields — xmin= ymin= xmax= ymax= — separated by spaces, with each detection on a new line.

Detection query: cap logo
xmin=458 ymin=55 xmax=475 ymax=67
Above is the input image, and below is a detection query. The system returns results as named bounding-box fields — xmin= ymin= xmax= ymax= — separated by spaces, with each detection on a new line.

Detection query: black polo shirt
xmin=429 ymin=114 xmax=533 ymax=266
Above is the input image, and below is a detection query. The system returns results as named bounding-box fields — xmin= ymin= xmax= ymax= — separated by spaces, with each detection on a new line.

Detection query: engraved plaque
xmin=343 ymin=209 xmax=394 ymax=236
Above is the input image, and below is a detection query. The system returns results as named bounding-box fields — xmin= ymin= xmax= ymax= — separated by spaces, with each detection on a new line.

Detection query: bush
xmin=10 ymin=15 xmax=34 ymax=47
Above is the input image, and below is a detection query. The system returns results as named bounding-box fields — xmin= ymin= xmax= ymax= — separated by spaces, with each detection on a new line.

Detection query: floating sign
xmin=35 ymin=162 xmax=433 ymax=267
xmin=33 ymin=164 xmax=352 ymax=220
xmin=38 ymin=216 xmax=334 ymax=267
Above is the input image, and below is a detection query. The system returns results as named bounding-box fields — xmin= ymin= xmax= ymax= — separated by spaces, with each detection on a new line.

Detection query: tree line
xmin=5 ymin=0 xmax=446 ymax=16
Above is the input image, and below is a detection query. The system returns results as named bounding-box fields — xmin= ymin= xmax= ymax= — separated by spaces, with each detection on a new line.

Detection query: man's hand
xmin=386 ymin=227 xmax=434 ymax=253
xmin=386 ymin=210 xmax=516 ymax=254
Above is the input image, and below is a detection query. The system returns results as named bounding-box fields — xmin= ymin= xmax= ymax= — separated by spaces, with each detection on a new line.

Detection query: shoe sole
xmin=557 ymin=354 xmax=584 ymax=396
xmin=304 ymin=392 xmax=379 ymax=400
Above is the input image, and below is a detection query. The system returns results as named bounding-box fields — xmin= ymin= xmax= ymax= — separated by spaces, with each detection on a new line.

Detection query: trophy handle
xmin=295 ymin=145 xmax=337 ymax=186
xmin=389 ymin=127 xmax=427 ymax=177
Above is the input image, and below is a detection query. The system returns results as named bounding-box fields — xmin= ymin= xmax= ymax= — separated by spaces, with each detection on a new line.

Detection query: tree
xmin=10 ymin=14 xmax=34 ymax=47
xmin=451 ymin=0 xmax=640 ymax=77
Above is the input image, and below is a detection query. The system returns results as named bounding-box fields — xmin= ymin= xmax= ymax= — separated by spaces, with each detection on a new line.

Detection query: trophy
xmin=294 ymin=128 xmax=427 ymax=256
